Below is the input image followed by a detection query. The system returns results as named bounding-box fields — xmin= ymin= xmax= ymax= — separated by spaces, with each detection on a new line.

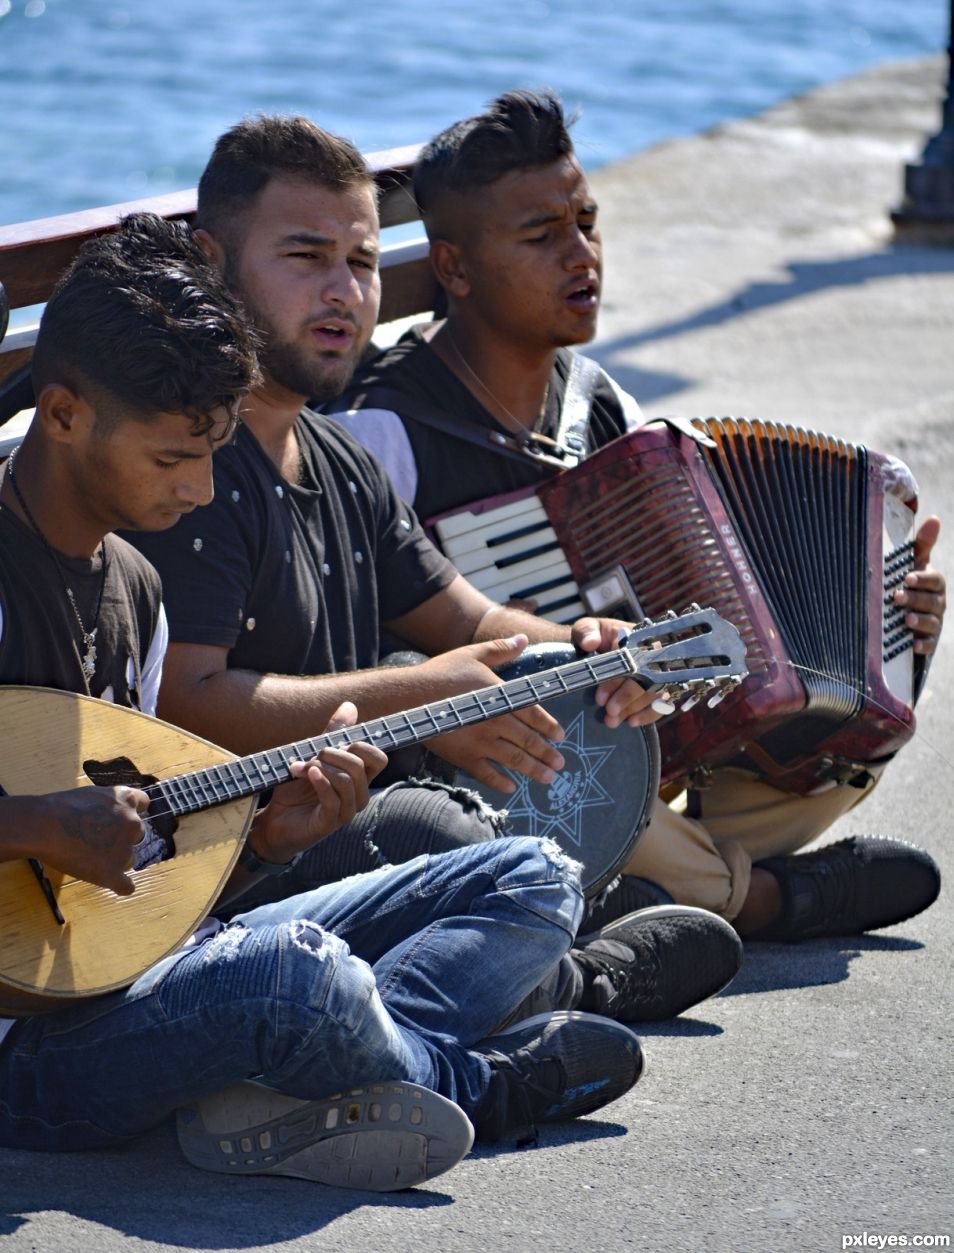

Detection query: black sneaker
xmin=752 ymin=835 xmax=941 ymax=941
xmin=583 ymin=874 xmax=675 ymax=932
xmin=471 ymin=1011 xmax=644 ymax=1144
xmin=572 ymin=905 xmax=743 ymax=1021
xmin=177 ymin=1080 xmax=474 ymax=1191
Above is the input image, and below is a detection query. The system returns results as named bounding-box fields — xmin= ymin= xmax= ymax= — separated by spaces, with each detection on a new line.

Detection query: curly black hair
xmin=32 ymin=212 xmax=261 ymax=432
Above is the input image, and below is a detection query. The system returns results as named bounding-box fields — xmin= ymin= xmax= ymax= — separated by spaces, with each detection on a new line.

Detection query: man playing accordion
xmin=331 ymin=88 xmax=943 ymax=943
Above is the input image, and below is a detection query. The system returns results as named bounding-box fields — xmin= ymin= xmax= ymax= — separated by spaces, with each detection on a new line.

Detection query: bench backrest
xmin=0 ymin=143 xmax=437 ymax=431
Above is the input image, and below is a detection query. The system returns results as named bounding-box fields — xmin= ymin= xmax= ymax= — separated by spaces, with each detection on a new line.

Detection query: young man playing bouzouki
xmin=0 ymin=214 xmax=648 ymax=1188
xmin=333 ymin=88 xmax=943 ymax=943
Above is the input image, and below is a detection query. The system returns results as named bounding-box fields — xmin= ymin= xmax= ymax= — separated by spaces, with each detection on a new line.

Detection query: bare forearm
xmin=157 ymin=662 xmax=486 ymax=755
xmin=469 ymin=604 xmax=573 ymax=647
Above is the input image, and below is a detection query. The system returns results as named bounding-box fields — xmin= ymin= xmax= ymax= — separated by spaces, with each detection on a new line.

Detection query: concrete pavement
xmin=2 ymin=55 xmax=953 ymax=1253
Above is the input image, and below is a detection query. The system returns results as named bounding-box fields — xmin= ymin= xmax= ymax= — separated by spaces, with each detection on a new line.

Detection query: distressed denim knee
xmin=180 ymin=920 xmax=430 ymax=1098
xmin=481 ymin=834 xmax=585 ymax=944
xmin=152 ymin=920 xmax=382 ymax=1075
xmin=254 ymin=920 xmax=429 ymax=1095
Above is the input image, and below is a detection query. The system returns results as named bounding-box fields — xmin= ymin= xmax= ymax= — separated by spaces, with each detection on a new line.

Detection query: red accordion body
xmin=429 ymin=418 xmax=918 ymax=794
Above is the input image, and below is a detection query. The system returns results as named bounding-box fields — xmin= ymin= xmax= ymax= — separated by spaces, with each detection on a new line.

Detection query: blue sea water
xmin=0 ymin=0 xmax=947 ymax=226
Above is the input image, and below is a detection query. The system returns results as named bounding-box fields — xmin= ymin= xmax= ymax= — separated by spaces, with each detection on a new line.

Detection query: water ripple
xmin=0 ymin=0 xmax=945 ymax=223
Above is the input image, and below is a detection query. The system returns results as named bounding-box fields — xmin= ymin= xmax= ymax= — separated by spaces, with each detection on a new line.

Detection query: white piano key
xmin=470 ymin=552 xmax=576 ymax=599
xmin=449 ymin=529 xmax=563 ymax=575
xmin=442 ymin=516 xmax=556 ymax=562
xmin=433 ymin=492 xmax=545 ymax=543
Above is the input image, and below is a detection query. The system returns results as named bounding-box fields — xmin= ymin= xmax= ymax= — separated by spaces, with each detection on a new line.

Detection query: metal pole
xmin=892 ymin=0 xmax=954 ymax=240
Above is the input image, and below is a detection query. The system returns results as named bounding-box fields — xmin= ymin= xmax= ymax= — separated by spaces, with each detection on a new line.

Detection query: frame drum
xmin=459 ymin=644 xmax=660 ymax=897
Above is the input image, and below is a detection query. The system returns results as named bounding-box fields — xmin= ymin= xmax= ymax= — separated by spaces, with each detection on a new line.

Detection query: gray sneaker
xmin=176 ymin=1080 xmax=474 ymax=1191
xmin=572 ymin=905 xmax=743 ymax=1021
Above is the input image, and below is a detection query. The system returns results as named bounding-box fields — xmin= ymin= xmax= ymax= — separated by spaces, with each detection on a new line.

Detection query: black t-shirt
xmin=126 ymin=408 xmax=457 ymax=676
xmin=330 ymin=323 xmax=642 ymax=521
xmin=0 ymin=502 xmax=163 ymax=709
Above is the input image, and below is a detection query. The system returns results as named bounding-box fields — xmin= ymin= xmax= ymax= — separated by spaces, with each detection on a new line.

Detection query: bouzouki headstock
xmin=622 ymin=605 xmax=748 ymax=713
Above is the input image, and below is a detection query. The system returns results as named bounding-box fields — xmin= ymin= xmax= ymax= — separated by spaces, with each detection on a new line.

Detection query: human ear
xmin=36 ymin=384 xmax=90 ymax=445
xmin=193 ymin=228 xmax=226 ymax=271
xmin=429 ymin=239 xmax=471 ymax=299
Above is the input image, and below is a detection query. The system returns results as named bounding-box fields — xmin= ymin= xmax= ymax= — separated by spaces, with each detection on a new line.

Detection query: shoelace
xmin=579 ymin=937 xmax=660 ymax=1014
xmin=794 ymin=850 xmax=858 ymax=927
xmin=481 ymin=1046 xmax=566 ymax=1146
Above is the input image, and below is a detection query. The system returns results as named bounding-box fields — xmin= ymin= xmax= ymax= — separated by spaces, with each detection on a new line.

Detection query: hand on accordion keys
xmin=894 ymin=515 xmax=946 ymax=658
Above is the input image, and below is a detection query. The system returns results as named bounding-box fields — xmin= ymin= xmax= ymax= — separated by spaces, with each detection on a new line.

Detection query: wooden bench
xmin=0 ymin=142 xmax=438 ymax=451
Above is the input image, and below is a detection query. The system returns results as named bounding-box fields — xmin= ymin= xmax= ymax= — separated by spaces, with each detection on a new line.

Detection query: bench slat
xmin=0 ymin=144 xmax=423 ymax=313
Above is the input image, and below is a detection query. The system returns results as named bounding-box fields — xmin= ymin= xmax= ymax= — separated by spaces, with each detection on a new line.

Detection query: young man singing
xmin=332 ymin=89 xmax=943 ymax=942
xmin=124 ymin=114 xmax=743 ymax=1026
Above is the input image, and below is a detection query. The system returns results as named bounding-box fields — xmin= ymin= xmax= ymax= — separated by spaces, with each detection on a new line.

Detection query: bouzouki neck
xmin=148 ymin=605 xmax=747 ymax=821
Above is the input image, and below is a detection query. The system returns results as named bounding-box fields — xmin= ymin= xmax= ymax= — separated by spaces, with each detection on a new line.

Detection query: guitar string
xmin=137 ymin=638 xmax=730 ymax=820
xmin=141 ymin=674 xmax=748 ymax=822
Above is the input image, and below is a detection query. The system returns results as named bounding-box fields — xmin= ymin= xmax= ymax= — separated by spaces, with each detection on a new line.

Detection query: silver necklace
xmin=5 ymin=449 xmax=107 ymax=686
xmin=443 ymin=327 xmax=549 ymax=439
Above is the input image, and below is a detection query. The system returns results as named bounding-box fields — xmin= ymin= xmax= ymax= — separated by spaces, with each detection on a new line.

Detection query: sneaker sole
xmin=176 ymin=1081 xmax=474 ymax=1191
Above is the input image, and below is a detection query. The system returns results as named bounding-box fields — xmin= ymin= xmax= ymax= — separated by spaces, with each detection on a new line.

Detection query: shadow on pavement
xmin=0 ymin=1117 xmax=633 ymax=1244
xmin=721 ymin=933 xmax=924 ymax=996
xmin=0 ymin=1118 xmax=457 ymax=1248
xmin=596 ymin=244 xmax=954 ymax=404
xmin=624 ymin=1016 xmax=724 ymax=1038
xmin=469 ymin=1116 xmax=630 ymax=1158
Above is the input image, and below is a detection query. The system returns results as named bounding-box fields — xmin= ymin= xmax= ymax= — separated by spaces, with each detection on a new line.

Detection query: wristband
xmin=237 ymin=840 xmax=297 ymax=877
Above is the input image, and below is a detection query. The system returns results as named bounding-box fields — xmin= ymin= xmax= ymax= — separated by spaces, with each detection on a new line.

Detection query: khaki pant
xmin=624 ymin=765 xmax=886 ymax=920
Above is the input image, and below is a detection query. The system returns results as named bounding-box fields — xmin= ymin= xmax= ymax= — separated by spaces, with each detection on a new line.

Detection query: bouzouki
xmin=0 ymin=606 xmax=745 ymax=1015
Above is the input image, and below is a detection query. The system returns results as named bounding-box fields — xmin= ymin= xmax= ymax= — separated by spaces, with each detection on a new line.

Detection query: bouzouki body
xmin=0 ymin=688 xmax=254 ymax=1015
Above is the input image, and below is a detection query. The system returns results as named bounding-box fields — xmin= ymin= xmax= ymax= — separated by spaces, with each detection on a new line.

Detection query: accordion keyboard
xmin=432 ymin=492 xmax=585 ymax=623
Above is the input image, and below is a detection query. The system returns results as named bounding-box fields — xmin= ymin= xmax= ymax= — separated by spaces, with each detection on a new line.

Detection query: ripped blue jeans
xmin=224 ymin=778 xmax=585 ymax=1022
xmin=0 ymin=835 xmax=583 ymax=1151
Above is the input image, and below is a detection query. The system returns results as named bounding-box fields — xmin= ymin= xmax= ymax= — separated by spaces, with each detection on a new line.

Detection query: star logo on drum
xmin=504 ymin=710 xmax=616 ymax=849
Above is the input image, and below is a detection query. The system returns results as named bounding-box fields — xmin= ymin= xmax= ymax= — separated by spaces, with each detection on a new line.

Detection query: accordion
xmin=427 ymin=418 xmax=918 ymax=794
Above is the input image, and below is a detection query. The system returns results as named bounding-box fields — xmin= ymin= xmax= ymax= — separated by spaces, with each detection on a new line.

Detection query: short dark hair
xmin=414 ymin=89 xmax=576 ymax=237
xmin=197 ymin=114 xmax=374 ymax=245
xmin=31 ymin=212 xmax=260 ymax=431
